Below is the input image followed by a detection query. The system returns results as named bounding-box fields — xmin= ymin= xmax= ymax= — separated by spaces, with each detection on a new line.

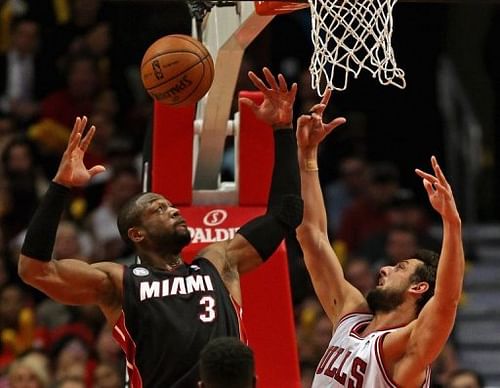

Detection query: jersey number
xmin=199 ymin=296 xmax=216 ymax=322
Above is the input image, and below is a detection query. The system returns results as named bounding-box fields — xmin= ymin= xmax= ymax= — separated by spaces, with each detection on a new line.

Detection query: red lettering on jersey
xmin=324 ymin=348 xmax=344 ymax=377
xmin=316 ymin=346 xmax=338 ymax=374
xmin=333 ymin=350 xmax=352 ymax=384
xmin=348 ymin=357 xmax=367 ymax=388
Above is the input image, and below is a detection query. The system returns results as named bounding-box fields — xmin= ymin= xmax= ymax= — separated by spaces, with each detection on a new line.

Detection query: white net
xmin=308 ymin=0 xmax=406 ymax=93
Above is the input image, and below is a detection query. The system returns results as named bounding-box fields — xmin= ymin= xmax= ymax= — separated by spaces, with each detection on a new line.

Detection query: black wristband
xmin=21 ymin=182 xmax=70 ymax=261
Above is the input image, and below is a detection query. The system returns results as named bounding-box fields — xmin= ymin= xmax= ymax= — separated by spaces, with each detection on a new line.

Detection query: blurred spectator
xmin=344 ymin=256 xmax=376 ymax=296
xmin=7 ymin=351 xmax=51 ymax=388
xmin=0 ymin=284 xmax=36 ymax=368
xmin=446 ymin=369 xmax=484 ymax=388
xmin=55 ymin=377 xmax=86 ymax=388
xmin=40 ymin=54 xmax=100 ymax=129
xmin=356 ymin=189 xmax=439 ymax=265
xmin=324 ymin=155 xmax=368 ymax=237
xmin=296 ymin=299 xmax=333 ymax=368
xmin=95 ymin=326 xmax=121 ymax=366
xmin=336 ymin=162 xmax=400 ymax=254
xmin=85 ymin=164 xmax=140 ymax=259
xmin=300 ymin=361 xmax=316 ymax=388
xmin=93 ymin=361 xmax=123 ymax=388
xmin=0 ymin=17 xmax=43 ymax=125
xmin=432 ymin=340 xmax=459 ymax=388
xmin=0 ymin=113 xmax=15 ymax=154
xmin=0 ymin=136 xmax=47 ymax=243
xmin=44 ymin=0 xmax=108 ymax=70
xmin=199 ymin=337 xmax=256 ymax=388
xmin=52 ymin=221 xmax=92 ymax=260
xmin=50 ymin=332 xmax=95 ymax=386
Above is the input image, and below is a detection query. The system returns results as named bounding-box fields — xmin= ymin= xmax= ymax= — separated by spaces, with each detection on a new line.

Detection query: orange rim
xmin=254 ymin=1 xmax=309 ymax=16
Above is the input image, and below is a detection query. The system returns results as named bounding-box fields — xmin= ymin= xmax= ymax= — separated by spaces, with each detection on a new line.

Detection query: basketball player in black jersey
xmin=18 ymin=68 xmax=302 ymax=387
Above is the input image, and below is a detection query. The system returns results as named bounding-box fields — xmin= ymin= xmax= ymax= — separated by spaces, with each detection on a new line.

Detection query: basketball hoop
xmin=308 ymin=0 xmax=406 ymax=92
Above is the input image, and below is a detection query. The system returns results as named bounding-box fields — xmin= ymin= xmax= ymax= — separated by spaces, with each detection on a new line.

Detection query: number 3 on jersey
xmin=199 ymin=296 xmax=216 ymax=322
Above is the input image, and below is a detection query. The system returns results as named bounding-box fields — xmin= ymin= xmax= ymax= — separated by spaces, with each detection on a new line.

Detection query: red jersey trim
xmin=375 ymin=333 xmax=399 ymax=388
xmin=113 ymin=311 xmax=143 ymax=388
xmin=230 ymin=295 xmax=247 ymax=344
xmin=337 ymin=311 xmax=373 ymax=327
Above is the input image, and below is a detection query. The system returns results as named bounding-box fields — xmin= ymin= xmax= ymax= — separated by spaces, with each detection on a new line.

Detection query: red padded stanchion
xmin=152 ymin=92 xmax=301 ymax=387
xmin=152 ymin=101 xmax=195 ymax=205
xmin=238 ymin=91 xmax=274 ymax=206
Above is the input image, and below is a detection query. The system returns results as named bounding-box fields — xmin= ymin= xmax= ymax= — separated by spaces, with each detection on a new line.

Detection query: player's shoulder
xmin=91 ymin=260 xmax=125 ymax=280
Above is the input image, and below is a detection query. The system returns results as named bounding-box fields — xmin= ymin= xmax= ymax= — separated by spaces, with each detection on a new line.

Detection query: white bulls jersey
xmin=312 ymin=313 xmax=431 ymax=388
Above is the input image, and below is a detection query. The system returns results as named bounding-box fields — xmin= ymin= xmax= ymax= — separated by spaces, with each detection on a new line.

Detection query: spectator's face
xmin=340 ymin=158 xmax=367 ymax=193
xmin=448 ymin=373 xmax=481 ymax=388
xmin=11 ymin=21 xmax=39 ymax=55
xmin=68 ymin=60 xmax=98 ymax=99
xmin=9 ymin=365 xmax=42 ymax=388
xmin=54 ymin=224 xmax=81 ymax=258
xmin=108 ymin=173 xmax=140 ymax=209
xmin=6 ymin=144 xmax=33 ymax=173
xmin=385 ymin=230 xmax=417 ymax=264
xmin=94 ymin=363 xmax=122 ymax=388
xmin=0 ymin=285 xmax=24 ymax=327
xmin=345 ymin=260 xmax=376 ymax=296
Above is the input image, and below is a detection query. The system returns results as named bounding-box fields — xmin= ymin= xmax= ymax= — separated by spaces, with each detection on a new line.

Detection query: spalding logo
xmin=133 ymin=267 xmax=150 ymax=277
xmin=202 ymin=209 xmax=228 ymax=226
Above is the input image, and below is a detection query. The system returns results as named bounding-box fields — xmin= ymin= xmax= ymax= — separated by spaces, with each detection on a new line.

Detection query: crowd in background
xmin=0 ymin=0 xmax=486 ymax=387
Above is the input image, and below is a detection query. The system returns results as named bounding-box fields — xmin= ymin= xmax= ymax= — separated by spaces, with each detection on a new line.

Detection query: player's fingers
xmin=431 ymin=156 xmax=450 ymax=186
xmin=321 ymin=88 xmax=332 ymax=106
xmin=277 ymin=73 xmax=288 ymax=92
xmin=262 ymin=67 xmax=280 ymax=91
xmin=415 ymin=168 xmax=438 ymax=183
xmin=88 ymin=165 xmax=106 ymax=177
xmin=422 ymin=179 xmax=434 ymax=197
xmin=67 ymin=117 xmax=83 ymax=152
xmin=247 ymin=71 xmax=269 ymax=93
xmin=290 ymin=82 xmax=298 ymax=99
xmin=324 ymin=117 xmax=346 ymax=131
xmin=239 ymin=98 xmax=259 ymax=115
xmin=80 ymin=125 xmax=96 ymax=152
xmin=308 ymin=103 xmax=325 ymax=114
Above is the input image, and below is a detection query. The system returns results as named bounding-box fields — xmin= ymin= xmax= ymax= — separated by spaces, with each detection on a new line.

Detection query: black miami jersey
xmin=112 ymin=257 xmax=244 ymax=388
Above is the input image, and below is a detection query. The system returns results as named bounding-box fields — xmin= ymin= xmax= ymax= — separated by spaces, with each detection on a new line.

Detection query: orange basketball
xmin=140 ymin=34 xmax=214 ymax=107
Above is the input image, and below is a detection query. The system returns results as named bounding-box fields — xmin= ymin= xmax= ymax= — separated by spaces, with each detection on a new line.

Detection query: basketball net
xmin=308 ymin=0 xmax=406 ymax=92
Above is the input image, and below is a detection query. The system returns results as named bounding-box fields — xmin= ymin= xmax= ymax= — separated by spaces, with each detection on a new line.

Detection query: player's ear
xmin=409 ymin=281 xmax=429 ymax=296
xmin=128 ymin=227 xmax=144 ymax=243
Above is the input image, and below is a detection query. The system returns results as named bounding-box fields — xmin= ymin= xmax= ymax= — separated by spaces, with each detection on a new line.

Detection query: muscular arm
xmin=387 ymin=157 xmax=465 ymax=385
xmin=202 ymin=69 xmax=300 ymax=281
xmin=296 ymin=146 xmax=367 ymax=325
xmin=18 ymin=255 xmax=122 ymax=306
xmin=17 ymin=117 xmax=122 ymax=321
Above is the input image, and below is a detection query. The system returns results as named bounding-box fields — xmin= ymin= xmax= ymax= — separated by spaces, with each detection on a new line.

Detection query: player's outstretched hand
xmin=240 ymin=67 xmax=297 ymax=129
xmin=53 ymin=116 xmax=106 ymax=188
xmin=296 ymin=88 xmax=346 ymax=150
xmin=415 ymin=156 xmax=460 ymax=224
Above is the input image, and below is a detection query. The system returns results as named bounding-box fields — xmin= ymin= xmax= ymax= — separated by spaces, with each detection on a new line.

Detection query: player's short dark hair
xmin=410 ymin=249 xmax=439 ymax=314
xmin=117 ymin=192 xmax=147 ymax=244
xmin=199 ymin=337 xmax=255 ymax=388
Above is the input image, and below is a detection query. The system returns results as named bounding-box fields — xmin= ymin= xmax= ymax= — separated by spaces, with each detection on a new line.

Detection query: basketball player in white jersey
xmin=296 ymin=89 xmax=464 ymax=388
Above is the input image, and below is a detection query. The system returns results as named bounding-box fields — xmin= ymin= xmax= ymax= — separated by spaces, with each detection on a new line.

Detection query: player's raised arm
xmin=18 ymin=116 xmax=122 ymax=313
xmin=395 ymin=156 xmax=464 ymax=382
xmin=200 ymin=67 xmax=303 ymax=275
xmin=295 ymin=89 xmax=368 ymax=326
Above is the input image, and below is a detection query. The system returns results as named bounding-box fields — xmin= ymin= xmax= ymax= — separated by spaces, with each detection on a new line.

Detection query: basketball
xmin=140 ymin=34 xmax=214 ymax=107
